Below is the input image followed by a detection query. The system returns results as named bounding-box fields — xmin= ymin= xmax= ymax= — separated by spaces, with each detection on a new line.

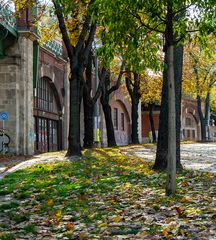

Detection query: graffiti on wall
xmin=0 ymin=129 xmax=10 ymax=153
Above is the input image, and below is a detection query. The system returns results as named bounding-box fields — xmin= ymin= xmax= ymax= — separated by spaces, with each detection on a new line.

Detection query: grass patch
xmin=0 ymin=201 xmax=19 ymax=211
xmin=22 ymin=224 xmax=36 ymax=234
xmin=0 ymin=233 xmax=14 ymax=240
xmin=0 ymin=147 xmax=215 ymax=239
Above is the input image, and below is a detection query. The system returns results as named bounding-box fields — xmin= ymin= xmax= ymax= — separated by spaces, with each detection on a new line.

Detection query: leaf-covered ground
xmin=0 ymin=148 xmax=215 ymax=239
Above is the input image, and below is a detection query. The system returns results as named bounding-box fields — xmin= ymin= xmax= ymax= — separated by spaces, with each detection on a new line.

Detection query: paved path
xmin=0 ymin=143 xmax=215 ymax=180
xmin=123 ymin=143 xmax=216 ymax=174
xmin=0 ymin=154 xmax=67 ymax=180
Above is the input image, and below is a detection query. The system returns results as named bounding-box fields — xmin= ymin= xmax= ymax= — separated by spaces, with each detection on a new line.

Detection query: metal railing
xmin=0 ymin=5 xmax=17 ymax=37
xmin=44 ymin=40 xmax=63 ymax=57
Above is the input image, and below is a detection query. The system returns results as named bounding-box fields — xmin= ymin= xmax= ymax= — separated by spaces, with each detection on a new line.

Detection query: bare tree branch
xmin=125 ymin=8 xmax=165 ymax=34
xmin=75 ymin=0 xmax=95 ymax=54
xmin=107 ymin=61 xmax=125 ymax=95
xmin=52 ymin=0 xmax=74 ymax=58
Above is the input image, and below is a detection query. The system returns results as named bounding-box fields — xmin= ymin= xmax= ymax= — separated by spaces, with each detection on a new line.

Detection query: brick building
xmin=0 ymin=6 xmax=136 ymax=154
xmin=141 ymin=97 xmax=203 ymax=142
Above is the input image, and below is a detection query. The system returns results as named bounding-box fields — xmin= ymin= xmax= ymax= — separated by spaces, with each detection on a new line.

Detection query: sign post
xmin=1 ymin=112 xmax=8 ymax=154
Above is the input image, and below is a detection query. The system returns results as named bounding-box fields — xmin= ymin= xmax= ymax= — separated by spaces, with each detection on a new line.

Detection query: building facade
xmin=141 ymin=98 xmax=205 ymax=142
xmin=0 ymin=6 xmax=133 ymax=155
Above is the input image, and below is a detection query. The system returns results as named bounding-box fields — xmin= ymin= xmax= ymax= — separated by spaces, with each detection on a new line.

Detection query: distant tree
xmin=98 ymin=59 xmax=125 ymax=147
xmin=183 ymin=37 xmax=216 ymax=141
xmin=125 ymin=71 xmax=141 ymax=144
xmin=83 ymin=50 xmax=102 ymax=148
xmin=141 ymin=73 xmax=163 ymax=143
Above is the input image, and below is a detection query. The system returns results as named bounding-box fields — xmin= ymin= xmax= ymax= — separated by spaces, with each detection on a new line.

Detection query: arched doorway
xmin=182 ymin=113 xmax=199 ymax=141
xmin=33 ymin=77 xmax=62 ymax=153
xmin=112 ymin=99 xmax=131 ymax=145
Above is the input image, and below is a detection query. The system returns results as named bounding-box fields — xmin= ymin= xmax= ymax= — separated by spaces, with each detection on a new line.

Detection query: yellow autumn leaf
xmin=85 ymin=179 xmax=92 ymax=184
xmin=55 ymin=210 xmax=63 ymax=220
xmin=181 ymin=197 xmax=192 ymax=203
xmin=79 ymin=232 xmax=87 ymax=240
xmin=66 ymin=230 xmax=74 ymax=236
xmin=98 ymin=223 xmax=108 ymax=228
xmin=46 ymin=199 xmax=54 ymax=206
xmin=113 ymin=216 xmax=121 ymax=223
xmin=162 ymin=228 xmax=169 ymax=237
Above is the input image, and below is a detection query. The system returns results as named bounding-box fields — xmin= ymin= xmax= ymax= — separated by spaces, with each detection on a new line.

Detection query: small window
xmin=185 ymin=117 xmax=192 ymax=126
xmin=114 ymin=108 xmax=118 ymax=130
xmin=192 ymin=130 xmax=195 ymax=139
xmin=182 ymin=129 xmax=185 ymax=139
xmin=121 ymin=113 xmax=124 ymax=131
xmin=187 ymin=129 xmax=190 ymax=138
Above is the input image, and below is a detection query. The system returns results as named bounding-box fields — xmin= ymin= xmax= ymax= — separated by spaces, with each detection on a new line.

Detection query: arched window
xmin=36 ymin=77 xmax=54 ymax=112
xmin=34 ymin=77 xmax=61 ymax=153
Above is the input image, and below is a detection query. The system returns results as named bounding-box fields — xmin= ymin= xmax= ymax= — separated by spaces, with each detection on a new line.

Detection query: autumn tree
xmin=83 ymin=49 xmax=102 ymax=148
xmin=98 ymin=58 xmax=125 ymax=147
xmin=96 ymin=0 xmax=216 ymax=194
xmin=183 ymin=37 xmax=216 ymax=141
xmin=96 ymin=4 xmax=161 ymax=145
xmin=52 ymin=0 xmax=97 ymax=156
xmin=141 ymin=73 xmax=163 ymax=143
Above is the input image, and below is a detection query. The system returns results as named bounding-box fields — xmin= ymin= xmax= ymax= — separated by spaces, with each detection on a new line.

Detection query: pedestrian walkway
xmin=0 ymin=143 xmax=215 ymax=180
xmin=0 ymin=153 xmax=67 ymax=180
xmin=122 ymin=143 xmax=216 ymax=174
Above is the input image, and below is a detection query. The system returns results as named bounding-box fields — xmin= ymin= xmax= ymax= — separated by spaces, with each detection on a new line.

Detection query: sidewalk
xmin=121 ymin=143 xmax=216 ymax=174
xmin=0 ymin=153 xmax=67 ymax=180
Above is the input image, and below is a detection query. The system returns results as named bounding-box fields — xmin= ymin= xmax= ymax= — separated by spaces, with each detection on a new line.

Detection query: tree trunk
xmin=153 ymin=50 xmax=169 ymax=170
xmin=153 ymin=42 xmax=183 ymax=170
xmin=131 ymin=99 xmax=140 ymax=144
xmin=174 ymin=42 xmax=183 ymax=170
xmin=149 ymin=103 xmax=157 ymax=143
xmin=66 ymin=59 xmax=82 ymax=156
xmin=205 ymin=92 xmax=210 ymax=140
xmin=166 ymin=43 xmax=176 ymax=195
xmin=197 ymin=95 xmax=206 ymax=141
xmin=125 ymin=72 xmax=140 ymax=144
xmin=83 ymin=51 xmax=94 ymax=148
xmin=83 ymin=99 xmax=94 ymax=148
xmin=101 ymin=98 xmax=117 ymax=147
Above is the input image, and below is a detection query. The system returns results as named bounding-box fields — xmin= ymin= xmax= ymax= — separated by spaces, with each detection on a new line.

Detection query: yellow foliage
xmin=140 ymin=71 xmax=162 ymax=105
xmin=182 ymin=36 xmax=216 ymax=99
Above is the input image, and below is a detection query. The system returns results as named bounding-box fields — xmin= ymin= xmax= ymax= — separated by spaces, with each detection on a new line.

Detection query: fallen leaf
xmin=66 ymin=223 xmax=74 ymax=230
xmin=162 ymin=228 xmax=169 ymax=237
xmin=46 ymin=199 xmax=54 ymax=207
xmin=113 ymin=216 xmax=121 ymax=223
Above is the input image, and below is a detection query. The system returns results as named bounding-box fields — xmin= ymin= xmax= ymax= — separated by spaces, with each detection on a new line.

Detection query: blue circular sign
xmin=1 ymin=112 xmax=8 ymax=121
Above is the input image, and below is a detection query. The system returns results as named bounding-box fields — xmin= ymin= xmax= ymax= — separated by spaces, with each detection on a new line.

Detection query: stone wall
xmin=0 ymin=33 xmax=35 ymax=155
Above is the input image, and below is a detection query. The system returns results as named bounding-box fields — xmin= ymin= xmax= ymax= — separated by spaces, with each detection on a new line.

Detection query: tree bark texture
xmin=149 ymin=103 xmax=157 ymax=143
xmin=67 ymin=57 xmax=82 ymax=156
xmin=153 ymin=42 xmax=183 ymax=170
xmin=83 ymin=99 xmax=94 ymax=148
xmin=126 ymin=72 xmax=141 ymax=144
xmin=131 ymin=100 xmax=139 ymax=144
xmin=197 ymin=95 xmax=206 ymax=141
xmin=83 ymin=51 xmax=94 ymax=148
xmin=166 ymin=44 xmax=176 ymax=195
xmin=100 ymin=69 xmax=117 ymax=147
xmin=101 ymin=99 xmax=117 ymax=147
